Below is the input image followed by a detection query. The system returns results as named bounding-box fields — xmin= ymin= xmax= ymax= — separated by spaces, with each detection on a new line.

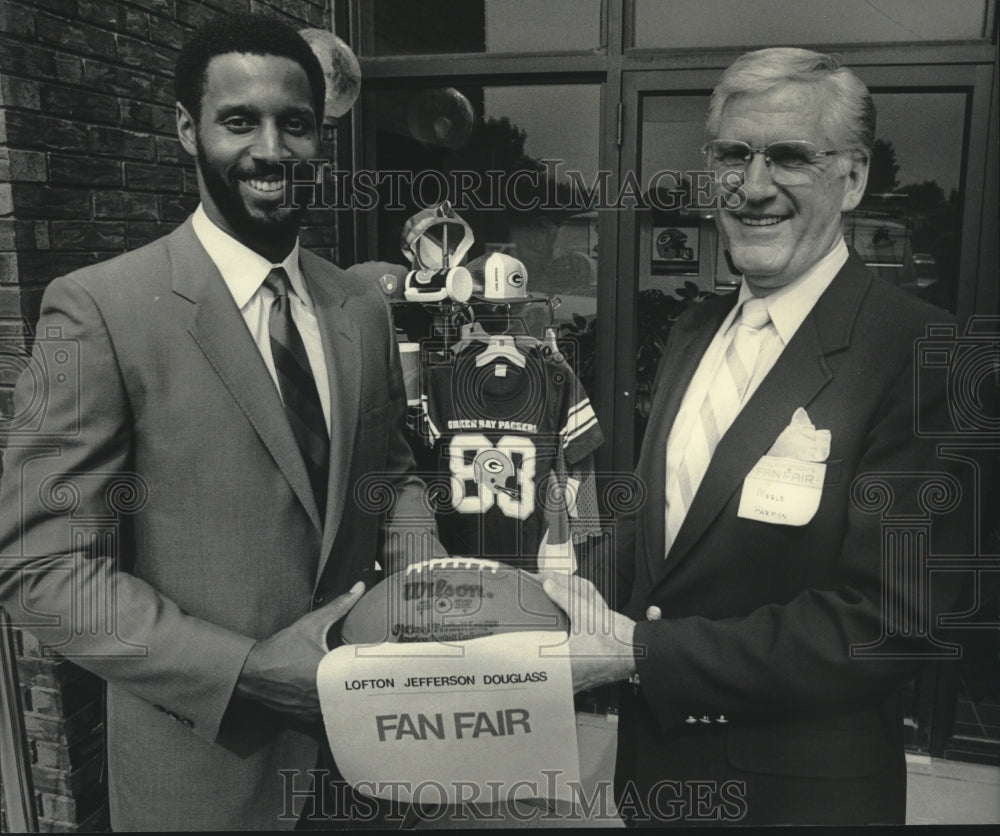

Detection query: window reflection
xmin=848 ymin=92 xmax=968 ymax=312
xmin=633 ymin=0 xmax=989 ymax=49
xmin=638 ymin=94 xmax=714 ymax=295
xmin=363 ymin=0 xmax=602 ymax=56
xmin=365 ymin=83 xmax=601 ymax=330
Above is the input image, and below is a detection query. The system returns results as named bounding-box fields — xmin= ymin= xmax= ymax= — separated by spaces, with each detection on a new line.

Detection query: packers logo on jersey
xmin=472 ymin=449 xmax=520 ymax=500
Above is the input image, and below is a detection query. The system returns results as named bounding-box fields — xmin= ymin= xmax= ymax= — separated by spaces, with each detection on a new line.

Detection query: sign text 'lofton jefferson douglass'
xmin=343 ymin=671 xmax=548 ymax=690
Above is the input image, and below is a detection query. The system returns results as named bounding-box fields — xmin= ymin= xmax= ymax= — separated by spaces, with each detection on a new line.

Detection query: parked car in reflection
xmin=906 ymin=252 xmax=940 ymax=300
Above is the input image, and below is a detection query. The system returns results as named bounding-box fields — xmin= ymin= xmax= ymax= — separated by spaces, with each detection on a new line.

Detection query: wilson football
xmin=340 ymin=558 xmax=568 ymax=644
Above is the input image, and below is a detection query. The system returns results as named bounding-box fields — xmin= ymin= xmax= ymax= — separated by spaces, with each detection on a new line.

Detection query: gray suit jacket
xmin=0 ymin=218 xmax=438 ymax=830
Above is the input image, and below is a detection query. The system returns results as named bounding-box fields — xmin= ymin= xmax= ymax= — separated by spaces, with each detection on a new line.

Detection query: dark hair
xmin=175 ymin=12 xmax=326 ymax=123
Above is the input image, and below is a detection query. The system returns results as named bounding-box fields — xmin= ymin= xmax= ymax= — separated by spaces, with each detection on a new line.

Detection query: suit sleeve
xmin=631 ymin=322 xmax=970 ymax=729
xmin=0 ymin=276 xmax=255 ymax=744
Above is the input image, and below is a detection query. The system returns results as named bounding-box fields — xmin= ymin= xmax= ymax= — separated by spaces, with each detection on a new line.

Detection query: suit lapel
xmin=168 ymin=219 xmax=322 ymax=533
xmin=301 ymin=250 xmax=361 ymax=580
xmin=639 ymin=294 xmax=736 ymax=586
xmin=655 ymin=254 xmax=871 ymax=585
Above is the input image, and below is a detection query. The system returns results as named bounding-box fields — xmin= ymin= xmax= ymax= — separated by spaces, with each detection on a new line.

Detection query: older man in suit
xmin=544 ymin=48 xmax=968 ymax=826
xmin=0 ymin=13 xmax=439 ymax=831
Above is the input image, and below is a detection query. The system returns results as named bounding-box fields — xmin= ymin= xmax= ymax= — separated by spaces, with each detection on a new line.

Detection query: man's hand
xmin=234 ymin=581 xmax=365 ymax=721
xmin=540 ymin=572 xmax=637 ymax=693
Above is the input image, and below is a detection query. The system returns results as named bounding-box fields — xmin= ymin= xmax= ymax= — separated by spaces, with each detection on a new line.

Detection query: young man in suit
xmin=0 ymin=13 xmax=439 ymax=831
xmin=543 ymin=48 xmax=969 ymax=826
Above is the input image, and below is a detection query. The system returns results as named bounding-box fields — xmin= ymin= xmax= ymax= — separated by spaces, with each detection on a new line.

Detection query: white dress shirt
xmin=191 ymin=205 xmax=332 ymax=431
xmin=663 ymin=238 xmax=848 ymax=551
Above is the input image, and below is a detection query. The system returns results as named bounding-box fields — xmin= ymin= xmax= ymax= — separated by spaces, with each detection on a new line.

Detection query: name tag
xmin=737 ymin=455 xmax=826 ymax=526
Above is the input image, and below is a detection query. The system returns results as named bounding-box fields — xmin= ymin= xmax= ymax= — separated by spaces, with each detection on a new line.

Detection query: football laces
xmin=404 ymin=557 xmax=502 ymax=575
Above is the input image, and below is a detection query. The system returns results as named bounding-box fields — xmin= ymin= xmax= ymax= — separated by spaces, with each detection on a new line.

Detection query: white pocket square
xmin=766 ymin=407 xmax=830 ymax=462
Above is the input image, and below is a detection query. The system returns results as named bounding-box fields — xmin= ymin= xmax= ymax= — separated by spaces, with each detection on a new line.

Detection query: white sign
xmin=317 ymin=632 xmax=580 ymax=804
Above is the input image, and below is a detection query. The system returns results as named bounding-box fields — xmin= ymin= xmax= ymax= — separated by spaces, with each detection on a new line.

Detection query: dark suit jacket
xmin=0 ymin=218 xmax=438 ymax=830
xmin=608 ymin=252 xmax=969 ymax=826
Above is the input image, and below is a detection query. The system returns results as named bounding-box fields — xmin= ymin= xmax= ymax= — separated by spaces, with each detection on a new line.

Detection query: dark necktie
xmin=264 ymin=266 xmax=330 ymax=515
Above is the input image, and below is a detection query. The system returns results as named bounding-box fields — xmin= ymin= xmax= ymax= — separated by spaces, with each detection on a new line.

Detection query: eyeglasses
xmin=702 ymin=140 xmax=846 ymax=184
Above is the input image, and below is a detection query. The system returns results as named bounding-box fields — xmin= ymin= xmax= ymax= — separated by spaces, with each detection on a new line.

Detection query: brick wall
xmin=1 ymin=1 xmax=335 ymax=830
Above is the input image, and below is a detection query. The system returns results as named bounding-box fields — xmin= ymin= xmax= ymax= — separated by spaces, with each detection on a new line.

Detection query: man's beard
xmin=196 ymin=140 xmax=307 ymax=247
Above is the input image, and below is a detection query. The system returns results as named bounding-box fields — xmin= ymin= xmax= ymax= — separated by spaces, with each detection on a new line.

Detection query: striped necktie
xmin=264 ymin=266 xmax=330 ymax=515
xmin=664 ymin=297 xmax=771 ymax=555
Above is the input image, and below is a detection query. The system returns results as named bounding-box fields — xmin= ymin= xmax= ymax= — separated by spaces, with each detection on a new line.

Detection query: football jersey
xmin=421 ymin=339 xmax=603 ymax=568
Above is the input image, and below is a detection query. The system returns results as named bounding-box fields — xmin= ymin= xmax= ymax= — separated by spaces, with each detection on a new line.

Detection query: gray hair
xmin=706 ymin=48 xmax=876 ymax=156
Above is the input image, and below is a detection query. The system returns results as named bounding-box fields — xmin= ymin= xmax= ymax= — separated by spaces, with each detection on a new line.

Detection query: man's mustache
xmin=232 ymin=165 xmax=286 ymax=180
